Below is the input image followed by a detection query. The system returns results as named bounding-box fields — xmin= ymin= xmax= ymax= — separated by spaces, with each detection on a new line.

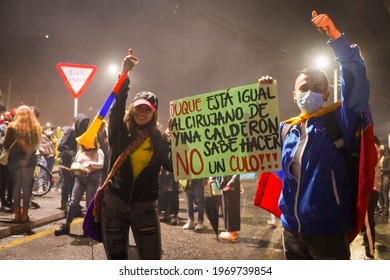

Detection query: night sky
xmin=1 ymin=0 xmax=389 ymax=142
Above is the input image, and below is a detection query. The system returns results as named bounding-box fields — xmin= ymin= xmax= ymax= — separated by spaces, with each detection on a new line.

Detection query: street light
xmin=315 ymin=56 xmax=338 ymax=103
xmin=315 ymin=56 xmax=328 ymax=69
xmin=332 ymin=68 xmax=338 ymax=103
xmin=108 ymin=65 xmax=118 ymax=74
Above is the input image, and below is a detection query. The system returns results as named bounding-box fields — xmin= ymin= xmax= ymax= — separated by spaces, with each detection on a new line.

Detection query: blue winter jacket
xmin=279 ymin=35 xmax=370 ymax=235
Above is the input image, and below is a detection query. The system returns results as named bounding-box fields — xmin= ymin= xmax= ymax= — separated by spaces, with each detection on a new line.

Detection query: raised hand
xmin=311 ymin=10 xmax=341 ymax=40
xmin=121 ymin=48 xmax=139 ymax=74
xmin=258 ymin=75 xmax=274 ymax=86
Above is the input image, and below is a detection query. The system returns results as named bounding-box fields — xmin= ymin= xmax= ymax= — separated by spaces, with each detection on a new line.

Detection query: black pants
xmin=158 ymin=188 xmax=179 ymax=216
xmin=222 ymin=186 xmax=241 ymax=232
xmin=282 ymin=227 xmax=351 ymax=260
xmin=101 ymin=191 xmax=161 ymax=260
xmin=0 ymin=164 xmax=12 ymax=205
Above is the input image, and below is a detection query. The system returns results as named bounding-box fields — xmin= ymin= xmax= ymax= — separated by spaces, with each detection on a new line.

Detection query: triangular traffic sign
xmin=56 ymin=63 xmax=97 ymax=98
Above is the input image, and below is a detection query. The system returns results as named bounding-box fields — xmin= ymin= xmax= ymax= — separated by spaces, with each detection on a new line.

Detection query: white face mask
xmin=296 ymin=90 xmax=324 ymax=114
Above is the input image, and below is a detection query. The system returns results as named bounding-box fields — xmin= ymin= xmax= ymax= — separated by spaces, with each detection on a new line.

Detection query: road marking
xmin=0 ymin=218 xmax=83 ymax=251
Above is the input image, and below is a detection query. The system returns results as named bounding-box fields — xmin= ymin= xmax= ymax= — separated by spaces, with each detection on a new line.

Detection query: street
xmin=0 ymin=179 xmax=388 ymax=260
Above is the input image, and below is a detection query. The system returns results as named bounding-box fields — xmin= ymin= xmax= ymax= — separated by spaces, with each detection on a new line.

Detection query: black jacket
xmin=58 ymin=114 xmax=89 ymax=167
xmin=107 ymin=77 xmax=173 ymax=204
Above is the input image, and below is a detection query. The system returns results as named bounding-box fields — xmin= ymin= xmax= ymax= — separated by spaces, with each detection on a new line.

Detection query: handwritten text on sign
xmin=170 ymin=83 xmax=281 ymax=180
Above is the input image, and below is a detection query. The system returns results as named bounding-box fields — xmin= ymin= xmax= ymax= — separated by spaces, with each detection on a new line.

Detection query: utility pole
xmin=333 ymin=68 xmax=338 ymax=103
xmin=6 ymin=76 xmax=13 ymax=108
xmin=0 ymin=75 xmax=14 ymax=109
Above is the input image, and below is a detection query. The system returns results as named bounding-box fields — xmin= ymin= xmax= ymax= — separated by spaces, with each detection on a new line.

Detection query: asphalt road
xmin=0 ymin=179 xmax=388 ymax=260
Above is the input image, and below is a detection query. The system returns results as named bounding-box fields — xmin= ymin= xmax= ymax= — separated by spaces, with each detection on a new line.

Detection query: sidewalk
xmin=0 ymin=188 xmax=65 ymax=238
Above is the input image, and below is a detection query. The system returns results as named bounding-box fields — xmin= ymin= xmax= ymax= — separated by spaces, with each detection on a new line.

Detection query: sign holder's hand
xmin=258 ymin=75 xmax=274 ymax=86
xmin=311 ymin=10 xmax=341 ymax=40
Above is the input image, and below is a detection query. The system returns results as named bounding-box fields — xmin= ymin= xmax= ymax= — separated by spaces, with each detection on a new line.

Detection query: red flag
xmin=347 ymin=109 xmax=377 ymax=243
xmin=254 ymin=172 xmax=282 ymax=218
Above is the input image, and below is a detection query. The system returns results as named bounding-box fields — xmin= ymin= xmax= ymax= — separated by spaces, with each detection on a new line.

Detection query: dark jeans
xmin=101 ymin=191 xmax=161 ymax=260
xmin=282 ymin=227 xmax=351 ymax=260
xmin=185 ymin=184 xmax=205 ymax=222
xmin=60 ymin=169 xmax=75 ymax=206
xmin=66 ymin=172 xmax=100 ymax=225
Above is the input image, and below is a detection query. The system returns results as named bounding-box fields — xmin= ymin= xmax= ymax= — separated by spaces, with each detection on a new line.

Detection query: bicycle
xmin=32 ymin=163 xmax=55 ymax=196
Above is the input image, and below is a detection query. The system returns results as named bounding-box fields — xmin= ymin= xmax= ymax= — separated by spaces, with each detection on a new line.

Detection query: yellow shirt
xmin=130 ymin=137 xmax=153 ymax=180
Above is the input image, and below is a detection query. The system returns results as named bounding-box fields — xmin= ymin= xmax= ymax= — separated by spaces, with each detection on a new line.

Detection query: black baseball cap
xmin=133 ymin=91 xmax=158 ymax=112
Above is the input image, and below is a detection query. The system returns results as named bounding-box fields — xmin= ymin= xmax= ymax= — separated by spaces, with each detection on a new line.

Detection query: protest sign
xmin=170 ymin=82 xmax=281 ymax=180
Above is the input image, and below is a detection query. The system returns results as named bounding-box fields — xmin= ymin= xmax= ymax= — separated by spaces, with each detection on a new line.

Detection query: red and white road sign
xmin=56 ymin=63 xmax=97 ymax=98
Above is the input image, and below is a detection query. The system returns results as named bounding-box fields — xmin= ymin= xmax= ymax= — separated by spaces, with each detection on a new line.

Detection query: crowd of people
xmin=0 ymin=11 xmax=389 ymax=261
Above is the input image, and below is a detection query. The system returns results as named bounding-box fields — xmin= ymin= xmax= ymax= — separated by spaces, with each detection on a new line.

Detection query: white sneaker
xmin=195 ymin=221 xmax=207 ymax=231
xmin=219 ymin=231 xmax=238 ymax=241
xmin=183 ymin=220 xmax=195 ymax=230
xmin=267 ymin=219 xmax=277 ymax=228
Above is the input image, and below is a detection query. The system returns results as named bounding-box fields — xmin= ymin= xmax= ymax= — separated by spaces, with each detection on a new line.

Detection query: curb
xmin=0 ymin=211 xmax=65 ymax=239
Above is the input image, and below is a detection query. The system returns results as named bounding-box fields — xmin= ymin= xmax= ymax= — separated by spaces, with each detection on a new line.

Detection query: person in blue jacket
xmin=259 ymin=11 xmax=370 ymax=259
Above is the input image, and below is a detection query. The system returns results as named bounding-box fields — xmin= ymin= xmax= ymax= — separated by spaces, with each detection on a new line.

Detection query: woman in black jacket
xmin=101 ymin=50 xmax=173 ymax=260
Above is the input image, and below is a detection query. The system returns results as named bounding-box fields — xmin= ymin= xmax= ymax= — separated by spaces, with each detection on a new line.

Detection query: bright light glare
xmin=315 ymin=56 xmax=329 ymax=69
xmin=108 ymin=65 xmax=118 ymax=74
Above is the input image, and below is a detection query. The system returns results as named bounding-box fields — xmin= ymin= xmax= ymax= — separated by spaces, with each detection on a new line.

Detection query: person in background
xmin=378 ymin=144 xmax=390 ymax=217
xmin=259 ymin=11 xmax=370 ymax=259
xmin=3 ymin=105 xmax=41 ymax=222
xmin=29 ymin=106 xmax=39 ymax=119
xmin=0 ymin=91 xmax=5 ymax=114
xmin=50 ymin=126 xmax=60 ymax=190
xmin=100 ymin=49 xmax=173 ymax=260
xmin=51 ymin=126 xmax=59 ymax=161
xmin=217 ymin=175 xmax=241 ymax=241
xmin=361 ymin=136 xmax=381 ymax=259
xmin=0 ymin=109 xmax=15 ymax=213
xmin=55 ymin=139 xmax=104 ymax=236
xmin=158 ymin=167 xmax=180 ymax=225
xmin=182 ymin=178 xmax=207 ymax=231
xmin=57 ymin=114 xmax=89 ymax=210
xmin=38 ymin=126 xmax=56 ymax=191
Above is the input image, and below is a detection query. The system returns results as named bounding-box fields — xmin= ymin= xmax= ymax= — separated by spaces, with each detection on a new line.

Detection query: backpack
xmin=281 ymin=109 xmax=377 ymax=243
